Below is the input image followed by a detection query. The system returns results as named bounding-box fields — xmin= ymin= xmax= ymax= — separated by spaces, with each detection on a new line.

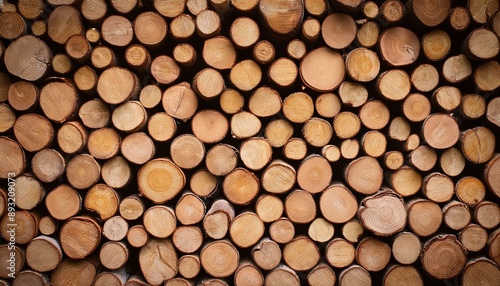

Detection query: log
xmin=47 ymin=6 xmax=83 ymax=44
xmin=379 ymin=27 xmax=420 ymax=66
xmin=442 ymin=54 xmax=472 ymax=83
xmin=308 ymin=218 xmax=334 ymax=243
xmin=461 ymin=126 xmax=495 ymax=164
xmin=59 ymin=216 xmax=101 ymax=260
xmin=443 ymin=200 xmax=471 ymax=231
xmin=200 ymin=240 xmax=239 ymax=278
xmin=484 ymin=154 xmax=500 ymax=198
xmin=297 ymin=154 xmax=332 ymax=194
xmin=231 ymin=111 xmax=261 ymax=139
xmin=173 ymin=226 xmax=204 ymax=253
xmin=307 ymin=263 xmax=336 ymax=286
xmin=127 ymin=225 xmax=148 ymax=248
xmin=302 ymin=117 xmax=333 ymax=147
xmin=356 ymin=237 xmax=391 ymax=272
xmin=100 ymin=241 xmax=129 ymax=270
xmin=264 ymin=119 xmax=293 ymax=147
xmin=326 ymin=238 xmax=355 ymax=268
xmin=282 ymin=92 xmax=314 ymax=123
xmin=466 ymin=28 xmax=499 ymax=60
xmin=125 ymin=44 xmax=151 ymax=72
xmin=73 ymin=66 xmax=98 ymax=94
xmin=392 ymin=232 xmax=421 ymax=264
xmin=252 ymin=238 xmax=281 ymax=270
xmin=300 ymin=47 xmax=345 ymax=92
xmin=320 ymin=183 xmax=358 ymax=224
xmin=51 ymin=259 xmax=97 ymax=286
xmin=7 ymin=80 xmax=39 ymax=112
xmin=268 ymin=57 xmax=298 ymax=88
xmin=269 ymin=218 xmax=295 ymax=244
xmin=178 ymin=255 xmax=201 ymax=279
xmin=203 ymin=199 xmax=234 ymax=239
xmin=287 ymin=39 xmax=307 ymax=60
xmin=346 ymin=47 xmax=380 ymax=82
xmin=285 ymin=189 xmax=316 ymax=224
xmin=259 ymin=0 xmax=303 ymax=37
xmin=102 ymin=215 xmax=128 ymax=242
xmin=81 ymin=0 xmax=107 ymax=23
xmin=420 ymin=234 xmax=467 ymax=280
xmin=358 ymin=190 xmax=407 ymax=236
xmin=134 ymin=12 xmax=168 ymax=47
xmin=377 ymin=69 xmax=411 ymax=101
xmin=45 ymin=184 xmax=81 ymax=220
xmin=252 ymin=40 xmax=275 ymax=65
xmin=421 ymin=29 xmax=451 ymax=61
xmin=229 ymin=212 xmax=265 ymax=248
xmin=302 ymin=18 xmax=321 ymax=42
xmin=12 ymin=174 xmax=44 ymax=210
xmin=407 ymin=199 xmax=442 ymax=237
xmin=345 ymin=156 xmax=383 ymax=195
xmin=340 ymin=139 xmax=359 ymax=159
xmin=65 ymin=34 xmax=91 ymax=63
xmin=239 ymin=137 xmax=272 ymax=171
xmin=459 ymin=94 xmax=486 ymax=120
xmin=338 ymin=265 xmax=372 ymax=286
xmin=283 ymin=138 xmax=308 ymax=161
xmin=94 ymin=269 xmax=128 ymax=286
xmin=171 ymin=134 xmax=205 ymax=169
xmin=455 ymin=176 xmax=485 ymax=207
xmin=84 ymin=184 xmax=120 ymax=221
xmin=192 ymin=109 xmax=228 ymax=143
xmin=79 ymin=99 xmax=110 ymax=128
xmin=449 ymin=6 xmax=470 ymax=31
xmin=422 ymin=172 xmax=454 ymax=203
xmin=440 ymin=147 xmax=466 ymax=177
xmin=380 ymin=0 xmax=404 ymax=23
xmin=138 ymin=158 xmax=185 ymax=204
xmin=234 ymin=261 xmax=263 ymax=286
xmin=205 ymin=144 xmax=238 ymax=176
xmin=13 ymin=270 xmax=50 ymax=286
xmin=38 ymin=215 xmax=58 ymax=236
xmin=0 ymin=245 xmax=24 ymax=279
xmin=148 ymin=112 xmax=177 ymax=142
xmin=143 ymin=206 xmax=176 ymax=238
xmin=265 ymin=265 xmax=300 ymax=286
xmin=283 ymin=236 xmax=320 ymax=271
xmin=432 ymin=86 xmax=462 ymax=112
xmin=339 ymin=81 xmax=369 ymax=108
xmin=139 ymin=85 xmax=162 ymax=110
xmin=98 ymin=67 xmax=140 ymax=105
xmin=342 ymin=220 xmax=364 ymax=243
xmin=102 ymin=156 xmax=132 ymax=189
xmin=223 ymin=168 xmax=259 ymax=205
xmin=139 ymin=238 xmax=178 ymax=285
xmin=474 ymin=201 xmax=500 ymax=230
xmin=409 ymin=142 xmax=437 ymax=172
xmin=489 ymin=228 xmax=500 ymax=265
xmin=190 ymin=169 xmax=217 ymax=197
xmin=203 ymin=36 xmax=236 ymax=70
xmin=356 ymin=20 xmax=379 ymax=48
xmin=31 ymin=149 xmax=64 ymax=183
xmin=383 ymin=265 xmax=423 ymax=286
xmin=196 ymin=10 xmax=221 ymax=38
xmin=322 ymin=13 xmax=356 ymax=49
xmin=151 ymin=55 xmax=181 ymax=85
xmin=87 ymin=127 xmax=121 ymax=160
xmin=230 ymin=17 xmax=259 ymax=49
xmin=462 ymin=258 xmax=500 ymax=286
xmin=175 ymin=192 xmax=205 ymax=225
xmin=57 ymin=121 xmax=88 ymax=154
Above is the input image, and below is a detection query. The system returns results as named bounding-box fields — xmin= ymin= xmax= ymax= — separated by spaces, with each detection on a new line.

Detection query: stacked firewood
xmin=0 ymin=0 xmax=499 ymax=285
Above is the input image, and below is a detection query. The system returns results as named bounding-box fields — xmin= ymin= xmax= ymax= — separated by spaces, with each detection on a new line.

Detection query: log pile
xmin=0 ymin=0 xmax=499 ymax=285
